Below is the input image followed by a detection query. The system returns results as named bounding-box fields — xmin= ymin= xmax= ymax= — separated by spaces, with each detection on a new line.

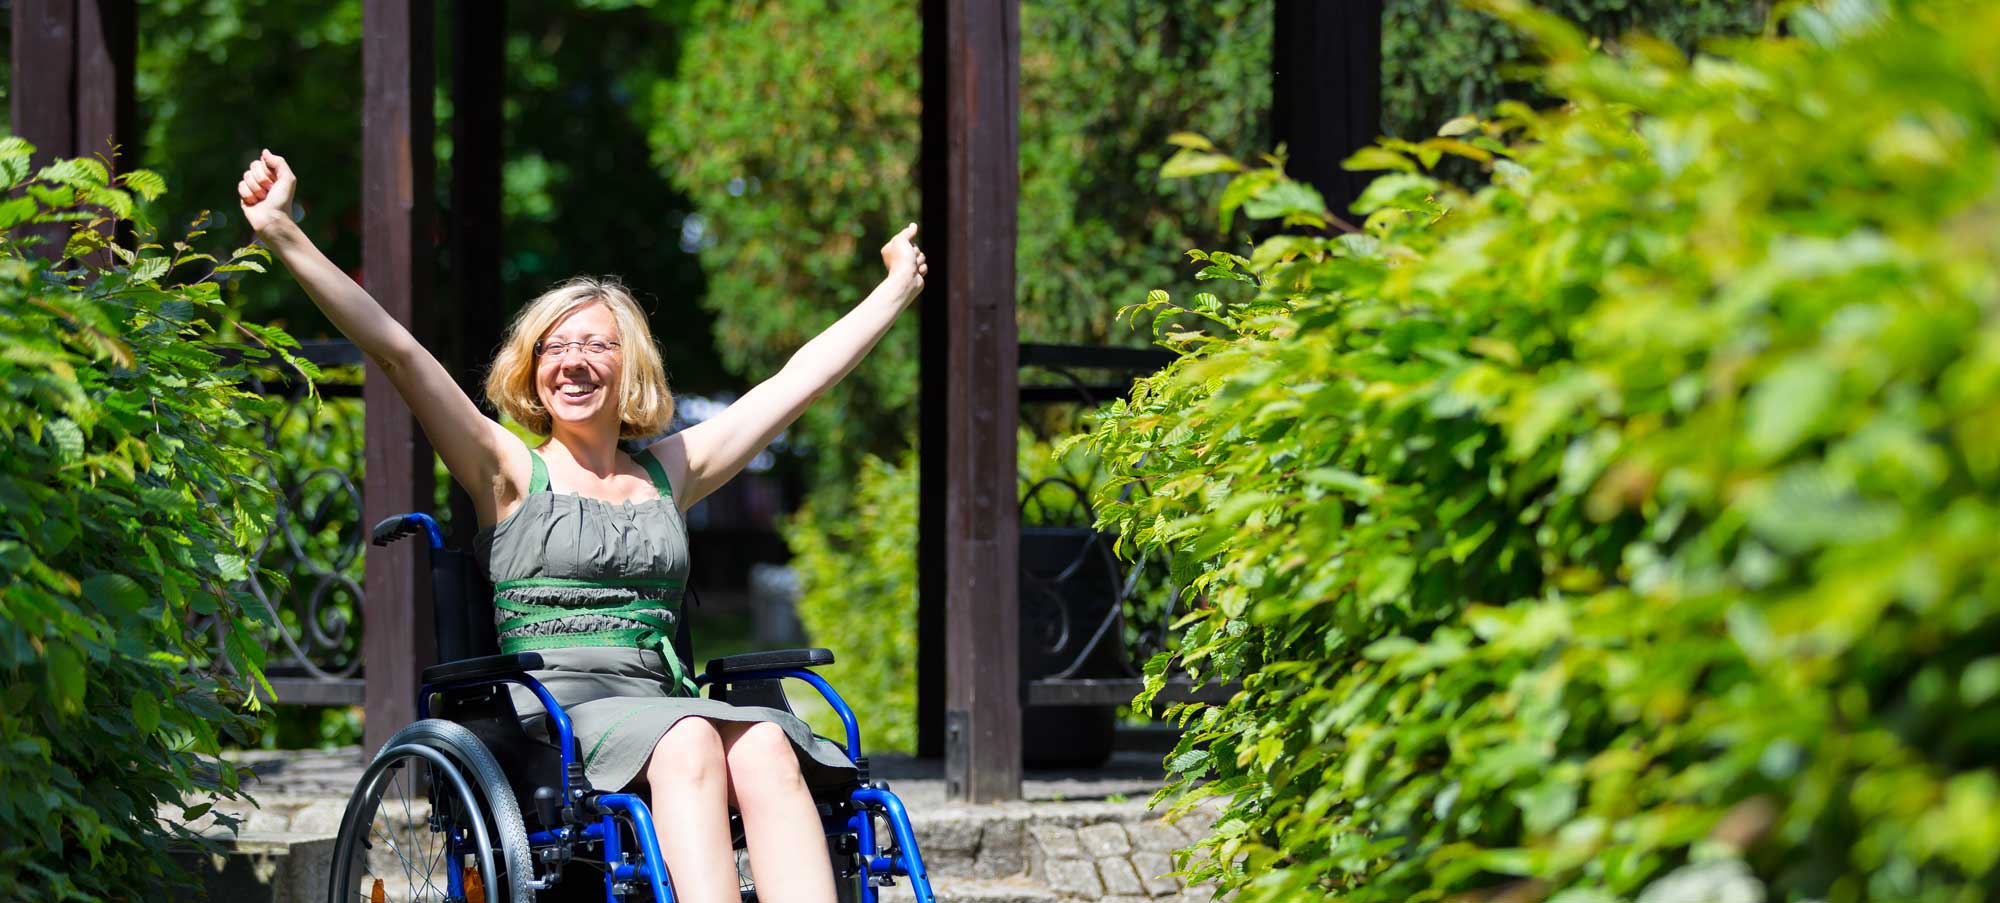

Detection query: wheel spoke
xmin=336 ymin=727 xmax=525 ymax=903
xmin=379 ymin=766 xmax=422 ymax=896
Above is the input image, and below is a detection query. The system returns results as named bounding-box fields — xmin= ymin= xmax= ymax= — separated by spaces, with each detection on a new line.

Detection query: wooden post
xmin=10 ymin=0 xmax=133 ymax=255
xmin=10 ymin=0 xmax=76 ymax=171
xmin=361 ymin=0 xmax=439 ymax=755
xmin=915 ymin=0 xmax=949 ymax=762
xmin=1272 ymin=0 xmax=1383 ymax=219
xmin=74 ymin=0 xmax=136 ymax=166
xmin=939 ymin=0 xmax=1022 ymax=803
xmin=446 ymin=0 xmax=505 ymax=547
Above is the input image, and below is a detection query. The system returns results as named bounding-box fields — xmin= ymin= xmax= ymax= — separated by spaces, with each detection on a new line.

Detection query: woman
xmin=237 ymin=149 xmax=924 ymax=903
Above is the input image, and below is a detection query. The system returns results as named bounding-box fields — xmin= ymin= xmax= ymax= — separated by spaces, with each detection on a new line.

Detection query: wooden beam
xmin=446 ymin=0 xmax=505 ymax=548
xmin=1272 ymin=0 xmax=1384 ymax=219
xmin=11 ymin=0 xmax=76 ymax=169
xmin=11 ymin=0 xmax=79 ymax=258
xmin=73 ymin=0 xmax=135 ymax=166
xmin=361 ymin=0 xmax=439 ymax=755
xmin=916 ymin=0 xmax=949 ymax=762
xmin=940 ymin=0 xmax=1021 ymax=803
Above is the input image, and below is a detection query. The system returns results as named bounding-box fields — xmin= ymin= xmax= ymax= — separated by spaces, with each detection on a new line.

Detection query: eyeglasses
xmin=535 ymin=339 xmax=621 ymax=358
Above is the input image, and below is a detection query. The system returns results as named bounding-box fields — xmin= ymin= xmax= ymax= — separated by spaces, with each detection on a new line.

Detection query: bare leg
xmin=644 ymin=718 xmax=740 ymax=903
xmin=718 ymin=721 xmax=836 ymax=903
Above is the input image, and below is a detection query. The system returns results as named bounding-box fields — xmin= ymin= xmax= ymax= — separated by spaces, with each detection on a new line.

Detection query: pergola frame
xmin=11 ymin=0 xmax=1378 ymax=803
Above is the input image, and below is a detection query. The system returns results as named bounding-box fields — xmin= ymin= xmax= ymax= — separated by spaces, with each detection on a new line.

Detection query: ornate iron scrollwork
xmin=227 ymin=342 xmax=369 ymax=702
xmin=1016 ymin=343 xmax=1183 ymax=685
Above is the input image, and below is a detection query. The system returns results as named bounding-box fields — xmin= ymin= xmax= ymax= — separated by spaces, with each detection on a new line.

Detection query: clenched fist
xmin=880 ymin=222 xmax=928 ymax=301
xmin=237 ymin=148 xmax=297 ymax=236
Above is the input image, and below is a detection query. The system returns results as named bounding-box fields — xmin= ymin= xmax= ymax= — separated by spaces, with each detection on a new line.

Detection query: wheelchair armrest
xmin=705 ymin=648 xmax=834 ymax=679
xmin=422 ymin=652 xmax=545 ymax=686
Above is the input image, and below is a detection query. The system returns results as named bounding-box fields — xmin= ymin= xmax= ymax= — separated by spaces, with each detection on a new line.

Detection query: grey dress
xmin=476 ymin=443 xmax=855 ymax=793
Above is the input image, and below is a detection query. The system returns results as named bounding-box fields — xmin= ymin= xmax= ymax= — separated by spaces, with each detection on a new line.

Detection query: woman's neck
xmin=544 ymin=425 xmax=624 ymax=476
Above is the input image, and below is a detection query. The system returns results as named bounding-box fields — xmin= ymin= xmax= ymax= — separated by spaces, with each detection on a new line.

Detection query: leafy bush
xmin=1085 ymin=2 xmax=2000 ymax=901
xmin=785 ymin=453 xmax=920 ymax=751
xmin=0 ymin=141 xmax=297 ymax=899
xmin=1381 ymin=0 xmax=1763 ymax=140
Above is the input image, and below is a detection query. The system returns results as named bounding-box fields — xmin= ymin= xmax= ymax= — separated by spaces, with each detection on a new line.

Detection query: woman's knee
xmin=726 ymin=723 xmax=804 ymax=800
xmin=646 ymin=717 xmax=725 ymax=787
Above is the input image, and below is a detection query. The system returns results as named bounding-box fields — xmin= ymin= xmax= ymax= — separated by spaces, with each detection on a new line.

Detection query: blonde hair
xmin=484 ymin=276 xmax=674 ymax=438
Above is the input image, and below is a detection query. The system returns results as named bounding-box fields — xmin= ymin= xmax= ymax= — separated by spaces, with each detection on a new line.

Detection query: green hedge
xmin=1085 ymin=2 xmax=2000 ymax=901
xmin=1381 ymin=0 xmax=1763 ymax=140
xmin=0 ymin=142 xmax=295 ymax=900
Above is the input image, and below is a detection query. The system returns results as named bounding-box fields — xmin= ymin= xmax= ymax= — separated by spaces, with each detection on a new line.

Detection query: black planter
xmin=1018 ymin=527 xmax=1129 ymax=768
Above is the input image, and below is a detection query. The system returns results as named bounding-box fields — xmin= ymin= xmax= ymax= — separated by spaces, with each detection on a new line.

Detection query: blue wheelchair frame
xmin=388 ymin=513 xmax=936 ymax=903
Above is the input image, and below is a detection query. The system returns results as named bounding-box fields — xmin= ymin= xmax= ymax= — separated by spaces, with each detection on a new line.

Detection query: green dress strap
xmin=630 ymin=449 xmax=673 ymax=501
xmin=526 ymin=441 xmax=550 ymax=494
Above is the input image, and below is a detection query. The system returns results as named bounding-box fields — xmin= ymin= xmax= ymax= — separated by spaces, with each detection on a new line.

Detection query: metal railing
xmin=1015 ymin=343 xmax=1228 ymax=709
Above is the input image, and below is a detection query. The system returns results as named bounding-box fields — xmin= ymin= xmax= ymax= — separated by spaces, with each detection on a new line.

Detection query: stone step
xmin=882 ymin=877 xmax=1218 ymax=903
xmin=168 ymin=749 xmax=1214 ymax=902
xmin=174 ymin=834 xmax=342 ymax=903
xmin=900 ymin=797 xmax=1217 ymax=895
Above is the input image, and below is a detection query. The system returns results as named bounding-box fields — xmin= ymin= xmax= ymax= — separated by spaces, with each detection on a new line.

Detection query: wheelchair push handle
xmin=371 ymin=512 xmax=445 ymax=550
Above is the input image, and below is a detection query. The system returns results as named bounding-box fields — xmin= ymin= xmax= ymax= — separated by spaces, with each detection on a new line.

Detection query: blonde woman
xmin=238 ymin=149 xmax=924 ymax=903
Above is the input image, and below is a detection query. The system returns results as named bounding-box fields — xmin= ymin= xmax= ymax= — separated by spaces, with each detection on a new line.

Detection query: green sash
xmin=497 ymin=445 xmax=695 ymax=696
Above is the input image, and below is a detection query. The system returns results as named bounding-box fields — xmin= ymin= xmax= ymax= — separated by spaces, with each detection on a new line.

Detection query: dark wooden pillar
xmin=74 ymin=0 xmax=136 ymax=165
xmin=10 ymin=0 xmax=134 ymax=165
xmin=446 ymin=0 xmax=505 ymax=547
xmin=1273 ymin=0 xmax=1383 ymax=218
xmin=12 ymin=0 xmax=76 ymax=171
xmin=934 ymin=0 xmax=1022 ymax=803
xmin=361 ymin=0 xmax=439 ymax=754
xmin=915 ymin=0 xmax=949 ymax=762
xmin=10 ymin=0 xmax=134 ymax=253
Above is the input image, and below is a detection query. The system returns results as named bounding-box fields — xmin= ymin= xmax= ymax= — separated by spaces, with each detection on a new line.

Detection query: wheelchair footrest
xmin=422 ymin=652 xmax=545 ymax=686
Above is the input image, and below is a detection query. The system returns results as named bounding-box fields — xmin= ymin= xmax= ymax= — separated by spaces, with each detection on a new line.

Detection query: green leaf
xmin=132 ymin=692 xmax=161 ymax=735
xmin=1436 ymin=115 xmax=1481 ymax=137
xmin=129 ymin=257 xmax=171 ymax=285
xmin=120 ymin=169 xmax=168 ymax=202
xmin=1342 ymin=146 xmax=1417 ymax=174
xmin=1745 ymin=357 xmax=1836 ymax=461
xmin=1241 ymin=181 xmax=1328 ymax=223
xmin=82 ymin=574 xmax=149 ymax=614
xmin=46 ymin=645 xmax=86 ymax=716
xmin=1161 ymin=148 xmax=1245 ymax=179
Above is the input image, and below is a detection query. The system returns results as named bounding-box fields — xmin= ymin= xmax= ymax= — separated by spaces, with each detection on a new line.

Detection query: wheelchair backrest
xmin=430 ymin=546 xmax=501 ymax=664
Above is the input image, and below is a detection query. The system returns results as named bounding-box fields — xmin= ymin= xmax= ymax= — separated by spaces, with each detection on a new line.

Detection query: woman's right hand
xmin=237 ymin=149 xmax=297 ymax=236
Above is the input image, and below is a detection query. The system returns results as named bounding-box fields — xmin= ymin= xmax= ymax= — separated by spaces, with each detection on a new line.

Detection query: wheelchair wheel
xmin=328 ymin=720 xmax=536 ymax=903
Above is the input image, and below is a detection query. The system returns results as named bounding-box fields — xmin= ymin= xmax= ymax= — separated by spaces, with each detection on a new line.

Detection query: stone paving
xmin=176 ymin=746 xmax=1221 ymax=902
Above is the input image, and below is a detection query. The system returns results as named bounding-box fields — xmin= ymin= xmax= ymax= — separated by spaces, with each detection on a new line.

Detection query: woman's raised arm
xmin=655 ymin=223 xmax=928 ymax=509
xmin=238 ymin=150 xmax=519 ymax=517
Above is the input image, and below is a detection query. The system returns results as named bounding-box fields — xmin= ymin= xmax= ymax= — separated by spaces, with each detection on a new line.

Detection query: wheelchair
xmin=328 ymin=512 xmax=936 ymax=903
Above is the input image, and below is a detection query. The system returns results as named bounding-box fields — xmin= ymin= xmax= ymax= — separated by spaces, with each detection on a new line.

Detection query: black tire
xmin=328 ymin=719 xmax=536 ymax=903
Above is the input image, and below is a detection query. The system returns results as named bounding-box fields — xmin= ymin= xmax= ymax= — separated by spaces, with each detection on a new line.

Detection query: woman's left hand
xmin=880 ymin=222 xmax=927 ymax=300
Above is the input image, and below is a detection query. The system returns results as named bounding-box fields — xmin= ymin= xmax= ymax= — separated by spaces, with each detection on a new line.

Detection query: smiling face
xmin=535 ymin=302 xmax=624 ymax=435
xmin=485 ymin=276 xmax=674 ymax=440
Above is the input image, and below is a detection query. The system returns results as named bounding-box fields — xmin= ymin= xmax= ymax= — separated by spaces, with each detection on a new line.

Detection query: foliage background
xmin=0 ymin=0 xmax=1771 ymax=756
xmin=0 ymin=143 xmax=290 ymax=900
xmin=1085 ymin=1 xmax=2000 ymax=901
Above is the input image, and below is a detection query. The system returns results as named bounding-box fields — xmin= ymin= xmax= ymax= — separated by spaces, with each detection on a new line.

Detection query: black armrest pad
xmin=705 ymin=648 xmax=834 ymax=678
xmin=423 ymin=653 xmax=545 ymax=686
